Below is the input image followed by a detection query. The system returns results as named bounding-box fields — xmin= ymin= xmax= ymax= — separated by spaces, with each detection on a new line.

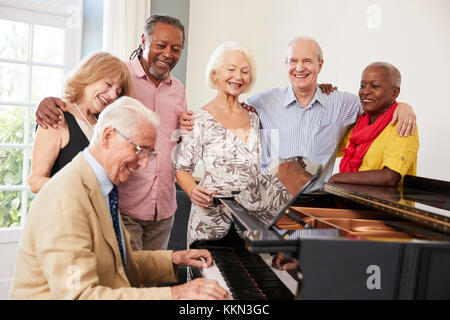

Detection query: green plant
xmin=0 ymin=106 xmax=30 ymax=227
xmin=0 ymin=191 xmax=21 ymax=228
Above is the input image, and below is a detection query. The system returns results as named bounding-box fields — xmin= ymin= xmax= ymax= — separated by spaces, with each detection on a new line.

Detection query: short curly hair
xmin=63 ymin=52 xmax=134 ymax=104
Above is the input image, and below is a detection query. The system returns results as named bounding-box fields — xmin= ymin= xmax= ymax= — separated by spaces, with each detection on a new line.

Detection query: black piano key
xmin=233 ymin=250 xmax=295 ymax=300
xmin=193 ymin=242 xmax=294 ymax=300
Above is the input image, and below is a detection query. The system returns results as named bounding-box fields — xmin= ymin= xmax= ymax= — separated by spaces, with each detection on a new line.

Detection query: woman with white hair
xmin=174 ymin=42 xmax=304 ymax=247
xmin=174 ymin=42 xmax=262 ymax=245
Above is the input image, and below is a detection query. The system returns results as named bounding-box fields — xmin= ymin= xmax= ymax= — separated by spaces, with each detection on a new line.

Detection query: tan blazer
xmin=9 ymin=154 xmax=178 ymax=299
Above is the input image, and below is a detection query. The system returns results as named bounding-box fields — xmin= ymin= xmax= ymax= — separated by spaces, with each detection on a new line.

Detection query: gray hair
xmin=286 ymin=36 xmax=324 ymax=62
xmin=365 ymin=61 xmax=402 ymax=87
xmin=143 ymin=15 xmax=185 ymax=47
xmin=91 ymin=96 xmax=159 ymax=144
xmin=129 ymin=14 xmax=185 ymax=60
xmin=205 ymin=41 xmax=257 ymax=93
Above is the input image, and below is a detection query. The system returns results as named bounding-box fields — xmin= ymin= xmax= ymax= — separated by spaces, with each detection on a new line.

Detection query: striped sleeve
xmin=340 ymin=92 xmax=362 ymax=128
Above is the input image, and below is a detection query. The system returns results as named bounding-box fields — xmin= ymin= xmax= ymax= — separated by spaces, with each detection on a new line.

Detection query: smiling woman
xmin=174 ymin=41 xmax=261 ymax=246
xmin=28 ymin=52 xmax=134 ymax=194
xmin=329 ymin=62 xmax=419 ymax=187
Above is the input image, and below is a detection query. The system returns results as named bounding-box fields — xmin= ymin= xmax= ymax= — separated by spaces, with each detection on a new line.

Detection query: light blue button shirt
xmin=246 ymin=85 xmax=362 ymax=191
xmin=82 ymin=148 xmax=127 ymax=260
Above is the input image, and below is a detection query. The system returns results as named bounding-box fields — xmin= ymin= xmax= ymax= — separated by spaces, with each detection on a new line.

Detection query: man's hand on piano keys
xmin=172 ymin=249 xmax=213 ymax=268
xmin=171 ymin=278 xmax=231 ymax=300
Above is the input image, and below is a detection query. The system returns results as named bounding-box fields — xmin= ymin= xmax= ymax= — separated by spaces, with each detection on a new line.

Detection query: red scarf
xmin=340 ymin=102 xmax=398 ymax=173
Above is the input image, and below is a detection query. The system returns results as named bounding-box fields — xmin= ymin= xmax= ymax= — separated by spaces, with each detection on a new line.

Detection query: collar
xmin=283 ymin=86 xmax=297 ymax=108
xmin=285 ymin=85 xmax=326 ymax=109
xmin=130 ymin=57 xmax=173 ymax=86
xmin=82 ymin=148 xmax=114 ymax=198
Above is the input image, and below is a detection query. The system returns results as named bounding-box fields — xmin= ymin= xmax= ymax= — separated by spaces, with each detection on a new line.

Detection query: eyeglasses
xmin=114 ymin=128 xmax=157 ymax=160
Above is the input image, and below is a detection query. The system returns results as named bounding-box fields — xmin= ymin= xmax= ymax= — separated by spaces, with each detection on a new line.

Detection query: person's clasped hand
xmin=179 ymin=110 xmax=194 ymax=131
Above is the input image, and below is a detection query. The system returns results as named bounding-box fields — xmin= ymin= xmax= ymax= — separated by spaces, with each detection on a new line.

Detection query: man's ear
xmin=318 ymin=59 xmax=324 ymax=73
xmin=141 ymin=33 xmax=147 ymax=48
xmin=101 ymin=126 xmax=115 ymax=148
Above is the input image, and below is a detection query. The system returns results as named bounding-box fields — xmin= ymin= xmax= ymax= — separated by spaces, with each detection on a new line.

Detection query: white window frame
xmin=0 ymin=0 xmax=83 ymax=235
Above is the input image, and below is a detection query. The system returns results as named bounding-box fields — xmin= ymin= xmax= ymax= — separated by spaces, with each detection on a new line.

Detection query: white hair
xmin=286 ymin=36 xmax=324 ymax=62
xmin=365 ymin=61 xmax=402 ymax=87
xmin=205 ymin=41 xmax=256 ymax=93
xmin=91 ymin=96 xmax=159 ymax=144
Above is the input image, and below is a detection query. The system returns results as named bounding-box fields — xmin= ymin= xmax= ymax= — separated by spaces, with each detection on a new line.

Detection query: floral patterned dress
xmin=174 ymin=109 xmax=292 ymax=246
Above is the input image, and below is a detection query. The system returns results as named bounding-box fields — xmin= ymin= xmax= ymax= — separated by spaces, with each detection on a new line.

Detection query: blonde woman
xmin=28 ymin=52 xmax=134 ymax=193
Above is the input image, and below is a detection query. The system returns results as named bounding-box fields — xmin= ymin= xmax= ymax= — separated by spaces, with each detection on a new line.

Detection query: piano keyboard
xmin=198 ymin=247 xmax=297 ymax=300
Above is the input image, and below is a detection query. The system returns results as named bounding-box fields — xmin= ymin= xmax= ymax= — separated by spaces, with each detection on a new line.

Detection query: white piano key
xmin=259 ymin=253 xmax=298 ymax=296
xmin=201 ymin=262 xmax=234 ymax=299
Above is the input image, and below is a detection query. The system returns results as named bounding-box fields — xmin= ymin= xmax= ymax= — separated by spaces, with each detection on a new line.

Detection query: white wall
xmin=186 ymin=0 xmax=450 ymax=181
xmin=0 ymin=229 xmax=20 ymax=299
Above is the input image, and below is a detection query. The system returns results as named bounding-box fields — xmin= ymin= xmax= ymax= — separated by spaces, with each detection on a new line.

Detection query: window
xmin=0 ymin=0 xmax=82 ymax=229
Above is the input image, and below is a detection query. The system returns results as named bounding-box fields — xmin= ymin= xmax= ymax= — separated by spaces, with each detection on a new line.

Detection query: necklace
xmin=73 ymin=103 xmax=96 ymax=131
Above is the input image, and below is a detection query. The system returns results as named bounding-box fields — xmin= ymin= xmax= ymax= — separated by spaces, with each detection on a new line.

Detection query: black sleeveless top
xmin=50 ymin=112 xmax=90 ymax=177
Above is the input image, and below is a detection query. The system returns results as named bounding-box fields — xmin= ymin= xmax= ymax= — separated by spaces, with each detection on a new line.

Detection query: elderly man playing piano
xmin=9 ymin=97 xmax=229 ymax=300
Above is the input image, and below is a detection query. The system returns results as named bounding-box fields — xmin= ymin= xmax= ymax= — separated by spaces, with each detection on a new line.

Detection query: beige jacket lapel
xmin=75 ymin=154 xmax=130 ymax=284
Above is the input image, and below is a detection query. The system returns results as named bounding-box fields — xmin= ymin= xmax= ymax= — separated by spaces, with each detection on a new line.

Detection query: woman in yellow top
xmin=329 ymin=62 xmax=419 ymax=187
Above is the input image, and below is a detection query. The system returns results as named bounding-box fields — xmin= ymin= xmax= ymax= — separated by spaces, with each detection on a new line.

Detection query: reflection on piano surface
xmin=202 ymin=174 xmax=450 ymax=300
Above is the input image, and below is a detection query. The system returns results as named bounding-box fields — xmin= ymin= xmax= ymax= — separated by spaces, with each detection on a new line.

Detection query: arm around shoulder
xmin=391 ymin=102 xmax=417 ymax=137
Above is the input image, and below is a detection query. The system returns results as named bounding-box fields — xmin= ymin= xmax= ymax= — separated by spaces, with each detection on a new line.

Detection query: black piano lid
xmin=323 ymin=175 xmax=450 ymax=235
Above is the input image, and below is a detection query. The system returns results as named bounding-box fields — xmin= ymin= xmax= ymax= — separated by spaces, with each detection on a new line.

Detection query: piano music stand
xmin=219 ymin=165 xmax=326 ymax=240
xmin=266 ymin=165 xmax=322 ymax=230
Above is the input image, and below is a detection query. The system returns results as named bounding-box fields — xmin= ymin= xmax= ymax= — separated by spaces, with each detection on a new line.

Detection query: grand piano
xmin=191 ymin=174 xmax=450 ymax=300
